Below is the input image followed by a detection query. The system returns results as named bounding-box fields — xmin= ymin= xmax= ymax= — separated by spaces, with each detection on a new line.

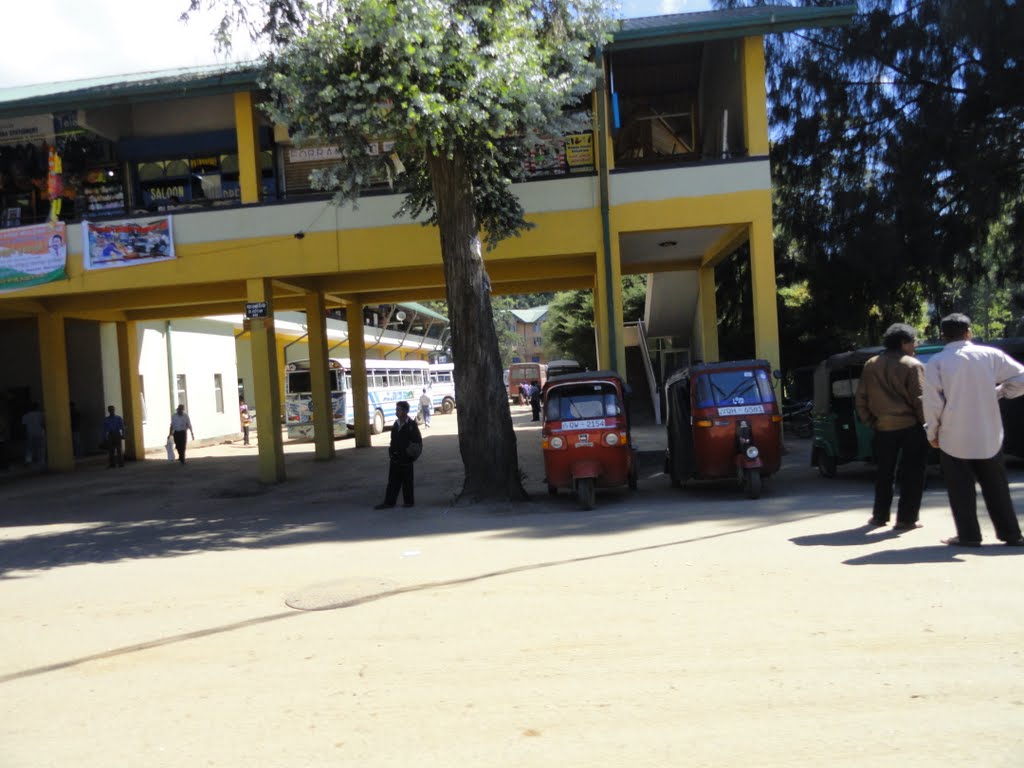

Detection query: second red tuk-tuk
xmin=541 ymin=371 xmax=637 ymax=510
xmin=664 ymin=360 xmax=782 ymax=498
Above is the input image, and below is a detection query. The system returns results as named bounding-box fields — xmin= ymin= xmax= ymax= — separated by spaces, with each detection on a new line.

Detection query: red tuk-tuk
xmin=664 ymin=360 xmax=782 ymax=498
xmin=541 ymin=371 xmax=637 ymax=510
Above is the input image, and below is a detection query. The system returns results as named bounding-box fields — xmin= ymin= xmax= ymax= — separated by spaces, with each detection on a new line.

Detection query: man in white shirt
xmin=923 ymin=313 xmax=1024 ymax=546
xmin=168 ymin=404 xmax=195 ymax=465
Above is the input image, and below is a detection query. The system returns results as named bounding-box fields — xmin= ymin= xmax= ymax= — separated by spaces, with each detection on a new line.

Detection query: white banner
xmin=82 ymin=217 xmax=175 ymax=271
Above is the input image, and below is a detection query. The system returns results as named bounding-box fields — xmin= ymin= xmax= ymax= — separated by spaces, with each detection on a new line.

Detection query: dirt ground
xmin=1 ymin=405 xmax=1022 ymax=767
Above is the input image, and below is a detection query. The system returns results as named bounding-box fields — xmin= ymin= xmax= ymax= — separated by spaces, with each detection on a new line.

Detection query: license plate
xmin=717 ymin=405 xmax=765 ymax=416
xmin=562 ymin=419 xmax=607 ymax=430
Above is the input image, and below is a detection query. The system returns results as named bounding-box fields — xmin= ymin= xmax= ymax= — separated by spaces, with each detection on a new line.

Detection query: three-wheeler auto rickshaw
xmin=664 ymin=360 xmax=782 ymax=498
xmin=810 ymin=347 xmax=882 ymax=477
xmin=541 ymin=371 xmax=637 ymax=510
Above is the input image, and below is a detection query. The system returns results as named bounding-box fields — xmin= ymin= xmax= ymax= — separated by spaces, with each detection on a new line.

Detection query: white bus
xmin=285 ymin=358 xmax=432 ymax=439
xmin=283 ymin=359 xmax=348 ymax=440
xmin=428 ymin=362 xmax=456 ymax=414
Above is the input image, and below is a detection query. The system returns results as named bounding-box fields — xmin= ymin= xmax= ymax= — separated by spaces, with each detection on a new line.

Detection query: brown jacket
xmin=854 ymin=351 xmax=925 ymax=431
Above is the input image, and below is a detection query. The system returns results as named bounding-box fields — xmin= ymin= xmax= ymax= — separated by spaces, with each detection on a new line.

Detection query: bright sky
xmin=0 ymin=0 xmax=713 ymax=89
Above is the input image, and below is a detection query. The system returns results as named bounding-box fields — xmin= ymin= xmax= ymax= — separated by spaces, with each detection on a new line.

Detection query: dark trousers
xmin=106 ymin=434 xmax=124 ymax=467
xmin=384 ymin=460 xmax=415 ymax=505
xmin=242 ymin=425 xmax=250 ymax=445
xmin=872 ymin=425 xmax=928 ymax=523
xmin=531 ymin=401 xmax=541 ymax=421
xmin=173 ymin=430 xmax=188 ymax=464
xmin=939 ymin=450 xmax=1022 ymax=543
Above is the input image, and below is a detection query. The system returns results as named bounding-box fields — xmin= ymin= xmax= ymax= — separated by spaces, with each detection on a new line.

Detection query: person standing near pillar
xmin=923 ymin=313 xmax=1024 ymax=547
xmin=239 ymin=396 xmax=252 ymax=446
xmin=168 ymin=404 xmax=195 ymax=465
xmin=22 ymin=402 xmax=45 ymax=466
xmin=102 ymin=405 xmax=125 ymax=468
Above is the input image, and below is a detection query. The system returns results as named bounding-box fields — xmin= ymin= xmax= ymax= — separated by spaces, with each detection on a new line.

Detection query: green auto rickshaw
xmin=810 ymin=347 xmax=883 ymax=477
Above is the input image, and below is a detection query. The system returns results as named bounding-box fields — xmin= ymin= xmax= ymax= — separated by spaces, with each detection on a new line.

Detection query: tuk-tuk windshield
xmin=545 ymin=382 xmax=621 ymax=421
xmin=694 ymin=369 xmax=775 ymax=408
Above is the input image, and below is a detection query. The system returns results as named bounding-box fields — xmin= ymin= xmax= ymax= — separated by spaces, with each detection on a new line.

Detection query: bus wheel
xmin=442 ymin=397 xmax=455 ymax=414
xmin=371 ymin=410 xmax=385 ymax=435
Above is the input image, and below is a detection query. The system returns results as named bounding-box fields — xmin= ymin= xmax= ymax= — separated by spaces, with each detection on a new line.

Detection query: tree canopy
xmin=714 ymin=0 xmax=1024 ymax=364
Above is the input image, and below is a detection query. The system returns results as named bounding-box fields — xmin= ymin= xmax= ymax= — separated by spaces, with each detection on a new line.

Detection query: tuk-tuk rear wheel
xmin=576 ymin=478 xmax=596 ymax=510
xmin=818 ymin=452 xmax=838 ymax=478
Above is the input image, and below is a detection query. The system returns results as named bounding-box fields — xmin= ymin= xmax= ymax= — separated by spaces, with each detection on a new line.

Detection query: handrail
xmin=635 ymin=318 xmax=662 ymax=425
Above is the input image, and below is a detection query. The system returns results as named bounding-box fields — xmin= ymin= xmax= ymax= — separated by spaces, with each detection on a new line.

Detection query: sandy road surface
xmin=1 ymin=406 xmax=1022 ymax=767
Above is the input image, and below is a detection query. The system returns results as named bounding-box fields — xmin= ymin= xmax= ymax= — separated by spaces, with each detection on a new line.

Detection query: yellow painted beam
xmin=749 ymin=216 xmax=780 ymax=374
xmin=613 ymin=190 xmax=772 ymax=234
xmin=49 ymin=282 xmax=247 ymax=313
xmin=305 ymin=291 xmax=336 ymax=461
xmin=698 ymin=266 xmax=719 ymax=363
xmin=702 ymin=224 xmax=751 ymax=268
xmin=38 ymin=313 xmax=74 ymax=471
xmin=622 ymin=257 xmax=701 ymax=276
xmin=491 ymin=276 xmax=594 ymax=296
xmin=344 ymin=288 xmax=449 ymax=305
xmin=116 ymin=321 xmax=146 ymax=462
xmin=234 ymin=91 xmax=263 ymax=204
xmin=742 ymin=37 xmax=770 ymax=157
xmin=247 ymin=278 xmax=286 ymax=482
xmin=347 ymin=301 xmax=372 ymax=448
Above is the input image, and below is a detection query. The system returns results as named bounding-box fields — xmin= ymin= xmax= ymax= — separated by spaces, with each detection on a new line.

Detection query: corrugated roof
xmin=398 ymin=301 xmax=448 ymax=323
xmin=611 ymin=4 xmax=857 ymax=50
xmin=509 ymin=306 xmax=549 ymax=324
xmin=0 ymin=5 xmax=857 ymax=118
xmin=0 ymin=61 xmax=261 ymax=118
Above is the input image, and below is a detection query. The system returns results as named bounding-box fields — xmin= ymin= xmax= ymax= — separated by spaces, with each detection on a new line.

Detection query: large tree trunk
xmin=428 ymin=150 xmax=528 ymax=502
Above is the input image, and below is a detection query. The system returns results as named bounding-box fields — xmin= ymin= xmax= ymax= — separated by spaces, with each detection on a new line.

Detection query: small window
xmin=176 ymin=374 xmax=188 ymax=412
xmin=214 ymin=373 xmax=225 ymax=413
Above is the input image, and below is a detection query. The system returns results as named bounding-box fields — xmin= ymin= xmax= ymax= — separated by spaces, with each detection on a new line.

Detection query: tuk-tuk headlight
xmin=548 ymin=436 xmax=565 ymax=450
xmin=745 ymin=445 xmax=760 ymax=460
xmin=604 ymin=432 xmax=620 ymax=446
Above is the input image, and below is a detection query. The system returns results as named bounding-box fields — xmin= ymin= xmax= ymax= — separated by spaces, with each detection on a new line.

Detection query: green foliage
xmin=542 ymin=275 xmax=646 ymax=367
xmin=715 ymin=0 xmax=1024 ymax=365
xmin=219 ymin=0 xmax=614 ymax=248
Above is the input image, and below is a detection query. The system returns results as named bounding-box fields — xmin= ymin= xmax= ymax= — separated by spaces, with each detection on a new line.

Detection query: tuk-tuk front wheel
xmin=818 ymin=451 xmax=838 ymax=478
xmin=576 ymin=477 xmax=596 ymax=510
xmin=744 ymin=469 xmax=762 ymax=499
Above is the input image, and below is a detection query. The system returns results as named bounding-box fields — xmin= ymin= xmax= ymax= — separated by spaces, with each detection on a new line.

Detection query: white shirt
xmin=170 ymin=412 xmax=193 ymax=432
xmin=923 ymin=340 xmax=1024 ymax=459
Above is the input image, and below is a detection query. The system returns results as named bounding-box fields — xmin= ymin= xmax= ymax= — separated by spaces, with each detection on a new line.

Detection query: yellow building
xmin=0 ymin=5 xmax=855 ymax=481
xmin=508 ymin=307 xmax=550 ymax=365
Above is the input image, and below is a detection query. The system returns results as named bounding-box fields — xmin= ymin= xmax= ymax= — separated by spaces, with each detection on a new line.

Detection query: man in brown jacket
xmin=855 ymin=323 xmax=928 ymax=529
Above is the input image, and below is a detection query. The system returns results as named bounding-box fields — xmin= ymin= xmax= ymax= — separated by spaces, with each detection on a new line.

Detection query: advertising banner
xmin=82 ymin=216 xmax=175 ymax=271
xmin=0 ymin=222 xmax=67 ymax=291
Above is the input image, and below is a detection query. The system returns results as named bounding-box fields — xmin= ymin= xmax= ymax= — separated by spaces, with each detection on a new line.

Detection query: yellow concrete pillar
xmin=116 ymin=321 xmax=145 ymax=461
xmin=749 ymin=216 xmax=780 ymax=374
xmin=233 ymin=91 xmax=263 ymax=205
xmin=595 ymin=239 xmax=626 ymax=376
xmin=247 ymin=278 xmax=286 ymax=482
xmin=37 ymin=313 xmax=73 ymax=471
xmin=347 ymin=302 xmax=371 ymax=448
xmin=742 ymin=36 xmax=770 ymax=157
xmin=698 ymin=266 xmax=720 ymax=363
xmin=305 ymin=291 xmax=336 ymax=461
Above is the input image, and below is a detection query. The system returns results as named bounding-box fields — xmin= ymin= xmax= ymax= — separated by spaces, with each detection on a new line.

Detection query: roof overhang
xmin=609 ymin=4 xmax=858 ymax=51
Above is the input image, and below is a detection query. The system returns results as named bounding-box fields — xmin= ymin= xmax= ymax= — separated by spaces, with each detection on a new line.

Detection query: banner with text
xmin=0 ymin=222 xmax=67 ymax=291
xmin=82 ymin=216 xmax=175 ymax=271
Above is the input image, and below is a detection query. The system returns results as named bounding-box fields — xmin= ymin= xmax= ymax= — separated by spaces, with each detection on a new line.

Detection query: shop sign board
xmin=245 ymin=301 xmax=269 ymax=319
xmin=0 ymin=222 xmax=67 ymax=291
xmin=0 ymin=114 xmax=53 ymax=144
xmin=82 ymin=216 xmax=175 ymax=271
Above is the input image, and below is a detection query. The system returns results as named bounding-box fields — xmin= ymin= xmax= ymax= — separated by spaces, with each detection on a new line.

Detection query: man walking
xmin=854 ymin=323 xmax=928 ymax=530
xmin=923 ymin=313 xmax=1024 ymax=547
xmin=418 ymin=388 xmax=432 ymax=427
xmin=168 ymin=404 xmax=195 ymax=464
xmin=374 ymin=400 xmax=423 ymax=509
xmin=102 ymin=405 xmax=125 ymax=468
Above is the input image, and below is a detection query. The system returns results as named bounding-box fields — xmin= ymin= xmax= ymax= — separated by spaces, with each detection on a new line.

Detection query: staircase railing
xmin=633 ymin=319 xmax=661 ymax=425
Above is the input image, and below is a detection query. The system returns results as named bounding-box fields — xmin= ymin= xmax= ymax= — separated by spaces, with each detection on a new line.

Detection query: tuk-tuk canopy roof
xmin=665 ymin=359 xmax=772 ymax=391
xmin=544 ymin=370 xmax=625 ymax=388
xmin=818 ymin=347 xmax=884 ymax=372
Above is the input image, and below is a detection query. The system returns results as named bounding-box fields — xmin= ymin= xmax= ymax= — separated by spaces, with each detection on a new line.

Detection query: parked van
xmin=508 ymin=362 xmax=547 ymax=403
